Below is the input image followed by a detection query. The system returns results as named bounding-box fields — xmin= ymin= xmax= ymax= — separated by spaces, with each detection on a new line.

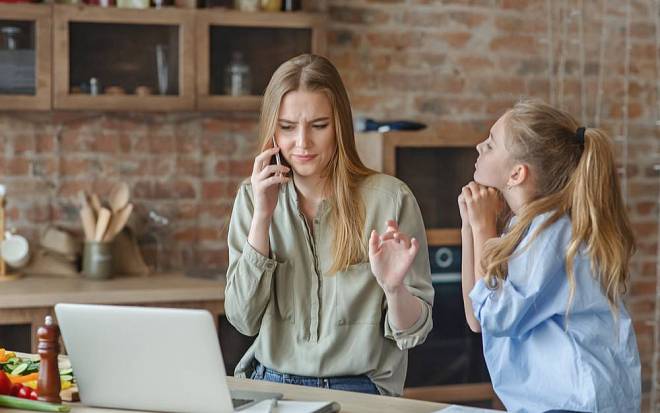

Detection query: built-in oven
xmin=405 ymin=245 xmax=490 ymax=388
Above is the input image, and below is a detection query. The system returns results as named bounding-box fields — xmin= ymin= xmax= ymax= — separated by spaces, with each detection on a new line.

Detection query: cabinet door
xmin=53 ymin=5 xmax=195 ymax=111
xmin=196 ymin=10 xmax=326 ymax=111
xmin=0 ymin=4 xmax=51 ymax=111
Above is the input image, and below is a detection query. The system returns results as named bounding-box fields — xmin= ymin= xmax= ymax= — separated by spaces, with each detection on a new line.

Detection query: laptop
xmin=54 ymin=303 xmax=282 ymax=413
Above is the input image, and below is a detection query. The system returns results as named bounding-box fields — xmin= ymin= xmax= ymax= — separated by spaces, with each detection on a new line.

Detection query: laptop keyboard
xmin=232 ymin=398 xmax=253 ymax=408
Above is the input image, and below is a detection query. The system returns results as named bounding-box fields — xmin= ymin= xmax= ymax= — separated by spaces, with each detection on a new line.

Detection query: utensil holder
xmin=83 ymin=241 xmax=113 ymax=280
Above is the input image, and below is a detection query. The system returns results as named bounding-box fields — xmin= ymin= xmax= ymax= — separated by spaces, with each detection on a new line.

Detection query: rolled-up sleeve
xmin=469 ymin=220 xmax=568 ymax=339
xmin=383 ymin=184 xmax=434 ymax=350
xmin=225 ymin=183 xmax=279 ymax=336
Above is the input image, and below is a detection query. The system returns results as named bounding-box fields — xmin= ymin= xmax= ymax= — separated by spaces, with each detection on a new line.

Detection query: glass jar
xmin=224 ymin=51 xmax=251 ymax=96
xmin=234 ymin=0 xmax=259 ymax=11
xmin=0 ymin=27 xmax=20 ymax=51
xmin=260 ymin=0 xmax=281 ymax=12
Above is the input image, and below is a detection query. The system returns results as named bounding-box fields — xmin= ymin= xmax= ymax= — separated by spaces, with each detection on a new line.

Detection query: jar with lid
xmin=224 ymin=52 xmax=251 ymax=96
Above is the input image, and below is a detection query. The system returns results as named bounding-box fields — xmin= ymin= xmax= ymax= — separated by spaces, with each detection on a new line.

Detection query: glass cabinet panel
xmin=209 ymin=26 xmax=311 ymax=97
xmin=0 ymin=20 xmax=36 ymax=95
xmin=0 ymin=5 xmax=50 ymax=110
xmin=69 ymin=22 xmax=180 ymax=97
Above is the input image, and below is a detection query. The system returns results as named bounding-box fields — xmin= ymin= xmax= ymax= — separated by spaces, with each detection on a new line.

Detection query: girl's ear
xmin=507 ymin=163 xmax=529 ymax=188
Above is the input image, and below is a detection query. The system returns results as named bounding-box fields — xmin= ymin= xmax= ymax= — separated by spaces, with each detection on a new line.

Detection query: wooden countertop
xmin=0 ymin=273 xmax=225 ymax=309
xmin=39 ymin=377 xmax=449 ymax=413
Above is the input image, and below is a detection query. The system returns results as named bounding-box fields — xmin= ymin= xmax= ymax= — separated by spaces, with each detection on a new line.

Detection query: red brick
xmin=149 ymin=135 xmax=176 ymax=154
xmin=176 ymin=158 xmax=202 ymax=177
xmin=5 ymin=158 xmax=31 ymax=176
xmin=35 ymin=134 xmax=55 ymax=152
xmin=439 ymin=32 xmax=472 ymax=48
xmin=631 ymin=222 xmax=658 ymax=239
xmin=61 ymin=158 xmax=91 ymax=176
xmin=202 ymin=181 xmax=232 ymax=200
xmin=14 ymin=135 xmax=35 ymax=154
xmin=60 ymin=129 xmax=86 ymax=151
xmin=33 ymin=158 xmax=57 ymax=177
xmin=366 ymin=32 xmax=423 ymax=50
xmin=25 ymin=203 xmax=51 ymax=223
xmin=152 ymin=181 xmax=196 ymax=200
xmin=456 ymin=56 xmax=495 ymax=73
xmin=227 ymin=160 xmax=253 ymax=177
xmin=447 ymin=11 xmax=487 ymax=28
xmin=118 ymin=134 xmax=132 ymax=153
xmin=201 ymin=135 xmax=238 ymax=156
xmin=57 ymin=181 xmax=90 ymax=198
xmin=489 ymin=35 xmax=538 ymax=55
xmin=471 ymin=77 xmax=526 ymax=96
xmin=635 ymin=201 xmax=657 ymax=216
xmin=329 ymin=6 xmax=390 ymax=25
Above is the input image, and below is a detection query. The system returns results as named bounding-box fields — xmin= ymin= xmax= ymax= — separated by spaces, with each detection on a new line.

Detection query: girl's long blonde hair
xmin=483 ymin=99 xmax=635 ymax=311
xmin=258 ymin=54 xmax=374 ymax=274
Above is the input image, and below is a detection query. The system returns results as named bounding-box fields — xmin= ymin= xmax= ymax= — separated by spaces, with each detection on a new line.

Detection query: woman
xmin=224 ymin=54 xmax=434 ymax=396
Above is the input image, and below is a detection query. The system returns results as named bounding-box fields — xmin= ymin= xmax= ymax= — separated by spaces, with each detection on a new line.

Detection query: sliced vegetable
xmin=0 ymin=395 xmax=70 ymax=412
xmin=8 ymin=372 xmax=39 ymax=384
xmin=10 ymin=363 xmax=28 ymax=376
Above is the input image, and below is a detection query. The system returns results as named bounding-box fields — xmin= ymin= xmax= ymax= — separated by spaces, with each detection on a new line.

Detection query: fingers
xmin=409 ymin=237 xmax=420 ymax=257
xmin=368 ymin=229 xmax=380 ymax=256
xmin=252 ymin=147 xmax=281 ymax=175
xmin=258 ymin=164 xmax=290 ymax=180
xmin=262 ymin=174 xmax=289 ymax=188
xmin=393 ymin=231 xmax=411 ymax=248
xmin=385 ymin=220 xmax=399 ymax=232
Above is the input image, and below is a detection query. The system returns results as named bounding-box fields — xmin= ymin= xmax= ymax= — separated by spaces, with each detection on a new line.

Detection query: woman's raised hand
xmin=250 ymin=147 xmax=290 ymax=220
xmin=368 ymin=220 xmax=419 ymax=295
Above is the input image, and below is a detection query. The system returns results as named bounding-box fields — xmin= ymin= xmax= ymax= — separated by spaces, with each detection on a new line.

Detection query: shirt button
xmin=338 ymin=318 xmax=345 ymax=325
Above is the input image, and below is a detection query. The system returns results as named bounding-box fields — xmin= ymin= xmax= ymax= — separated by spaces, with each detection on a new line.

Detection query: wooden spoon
xmin=90 ymin=193 xmax=102 ymax=216
xmin=78 ymin=190 xmax=96 ymax=241
xmin=103 ymin=203 xmax=133 ymax=242
xmin=94 ymin=208 xmax=112 ymax=242
xmin=109 ymin=182 xmax=130 ymax=214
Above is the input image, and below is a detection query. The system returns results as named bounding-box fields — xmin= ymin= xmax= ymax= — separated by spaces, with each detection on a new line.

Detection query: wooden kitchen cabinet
xmin=196 ymin=10 xmax=326 ymax=111
xmin=53 ymin=5 xmax=195 ymax=111
xmin=0 ymin=4 xmax=51 ymax=111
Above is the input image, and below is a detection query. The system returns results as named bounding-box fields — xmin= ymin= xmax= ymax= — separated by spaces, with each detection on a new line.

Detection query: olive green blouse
xmin=225 ymin=173 xmax=434 ymax=396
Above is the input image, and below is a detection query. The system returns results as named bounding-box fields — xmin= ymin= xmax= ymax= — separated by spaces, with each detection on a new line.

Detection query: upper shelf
xmin=0 ymin=4 xmax=326 ymax=112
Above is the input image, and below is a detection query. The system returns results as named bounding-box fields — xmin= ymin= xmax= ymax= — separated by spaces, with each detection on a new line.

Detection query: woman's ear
xmin=507 ymin=163 xmax=529 ymax=188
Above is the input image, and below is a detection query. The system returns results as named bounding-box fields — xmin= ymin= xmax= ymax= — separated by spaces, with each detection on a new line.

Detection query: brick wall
xmin=0 ymin=0 xmax=658 ymax=410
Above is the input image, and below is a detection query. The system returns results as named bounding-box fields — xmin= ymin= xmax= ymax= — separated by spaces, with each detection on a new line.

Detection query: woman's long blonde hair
xmin=483 ymin=99 xmax=635 ymax=311
xmin=258 ymin=54 xmax=374 ymax=274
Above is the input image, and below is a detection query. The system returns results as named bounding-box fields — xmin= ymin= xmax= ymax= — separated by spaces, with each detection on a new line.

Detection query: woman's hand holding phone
xmin=251 ymin=138 xmax=290 ymax=221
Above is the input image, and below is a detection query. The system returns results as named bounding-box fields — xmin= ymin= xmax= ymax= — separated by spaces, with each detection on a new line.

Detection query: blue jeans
xmin=250 ymin=361 xmax=380 ymax=395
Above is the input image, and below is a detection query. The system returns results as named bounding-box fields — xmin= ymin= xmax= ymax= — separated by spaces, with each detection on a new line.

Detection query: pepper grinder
xmin=37 ymin=315 xmax=62 ymax=404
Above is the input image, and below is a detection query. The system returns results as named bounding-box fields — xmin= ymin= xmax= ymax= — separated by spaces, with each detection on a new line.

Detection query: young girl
xmin=459 ymin=100 xmax=641 ymax=412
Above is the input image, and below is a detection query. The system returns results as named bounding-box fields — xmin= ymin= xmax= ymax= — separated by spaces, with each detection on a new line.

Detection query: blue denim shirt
xmin=470 ymin=213 xmax=641 ymax=413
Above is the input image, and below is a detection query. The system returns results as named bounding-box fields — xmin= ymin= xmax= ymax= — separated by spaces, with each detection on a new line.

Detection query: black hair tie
xmin=575 ymin=127 xmax=586 ymax=145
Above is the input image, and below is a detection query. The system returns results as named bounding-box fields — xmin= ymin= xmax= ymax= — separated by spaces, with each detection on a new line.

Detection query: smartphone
xmin=271 ymin=135 xmax=282 ymax=167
